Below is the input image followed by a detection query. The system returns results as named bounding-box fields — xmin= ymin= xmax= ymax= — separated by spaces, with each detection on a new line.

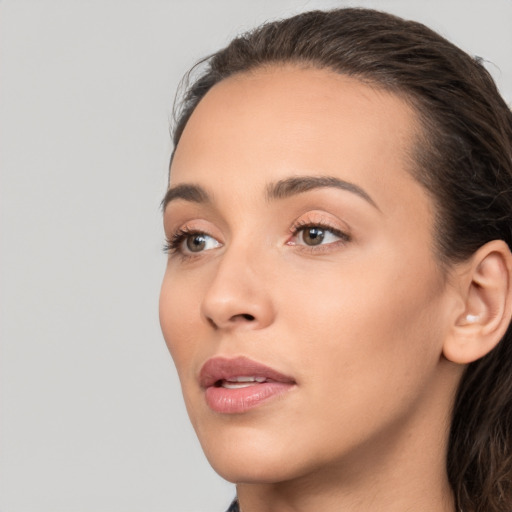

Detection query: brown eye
xmin=186 ymin=234 xmax=207 ymax=252
xmin=165 ymin=228 xmax=222 ymax=257
xmin=301 ymin=227 xmax=325 ymax=246
xmin=289 ymin=223 xmax=349 ymax=249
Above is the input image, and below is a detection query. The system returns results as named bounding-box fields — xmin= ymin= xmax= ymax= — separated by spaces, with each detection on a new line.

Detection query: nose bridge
xmin=200 ymin=236 xmax=275 ymax=330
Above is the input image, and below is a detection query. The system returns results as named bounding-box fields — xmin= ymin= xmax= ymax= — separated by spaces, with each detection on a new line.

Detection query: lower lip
xmin=205 ymin=382 xmax=293 ymax=414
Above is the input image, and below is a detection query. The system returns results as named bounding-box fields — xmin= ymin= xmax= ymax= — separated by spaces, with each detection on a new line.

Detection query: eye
xmin=184 ymin=232 xmax=221 ymax=253
xmin=299 ymin=226 xmax=331 ymax=246
xmin=164 ymin=228 xmax=221 ymax=256
xmin=288 ymin=223 xmax=350 ymax=247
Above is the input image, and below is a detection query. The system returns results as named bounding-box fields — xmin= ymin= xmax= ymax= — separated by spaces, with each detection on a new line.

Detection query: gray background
xmin=1 ymin=1 xmax=511 ymax=511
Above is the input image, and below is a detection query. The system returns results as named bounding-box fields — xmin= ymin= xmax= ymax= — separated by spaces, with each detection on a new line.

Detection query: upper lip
xmin=199 ymin=356 xmax=296 ymax=388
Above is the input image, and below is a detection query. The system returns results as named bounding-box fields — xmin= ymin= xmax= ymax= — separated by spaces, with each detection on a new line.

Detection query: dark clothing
xmin=226 ymin=498 xmax=239 ymax=512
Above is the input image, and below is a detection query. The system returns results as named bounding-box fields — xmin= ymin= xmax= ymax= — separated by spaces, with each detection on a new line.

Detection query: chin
xmin=194 ymin=420 xmax=316 ymax=484
xmin=207 ymin=450 xmax=302 ymax=485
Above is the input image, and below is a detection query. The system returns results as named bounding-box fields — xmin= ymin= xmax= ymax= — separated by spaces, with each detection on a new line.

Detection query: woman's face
xmin=160 ymin=66 xmax=457 ymax=484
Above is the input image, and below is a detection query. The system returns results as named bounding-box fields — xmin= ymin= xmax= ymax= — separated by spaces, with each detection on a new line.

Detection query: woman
xmin=159 ymin=8 xmax=512 ymax=512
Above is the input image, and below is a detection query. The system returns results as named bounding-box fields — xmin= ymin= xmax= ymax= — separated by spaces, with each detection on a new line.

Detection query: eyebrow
xmin=266 ymin=175 xmax=380 ymax=210
xmin=161 ymin=175 xmax=379 ymax=212
xmin=161 ymin=183 xmax=211 ymax=211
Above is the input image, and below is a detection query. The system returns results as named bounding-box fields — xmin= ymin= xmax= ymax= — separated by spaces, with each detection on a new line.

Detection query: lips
xmin=199 ymin=356 xmax=296 ymax=414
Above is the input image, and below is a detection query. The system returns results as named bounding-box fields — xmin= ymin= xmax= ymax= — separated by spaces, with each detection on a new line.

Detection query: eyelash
xmin=163 ymin=221 xmax=351 ymax=257
xmin=163 ymin=226 xmax=202 ymax=256
xmin=289 ymin=220 xmax=351 ymax=247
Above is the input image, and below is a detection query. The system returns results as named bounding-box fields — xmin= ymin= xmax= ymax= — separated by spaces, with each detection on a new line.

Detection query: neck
xmin=237 ymin=457 xmax=455 ymax=512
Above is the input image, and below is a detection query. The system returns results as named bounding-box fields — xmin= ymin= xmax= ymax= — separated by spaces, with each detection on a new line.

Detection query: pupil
xmin=187 ymin=234 xmax=206 ymax=252
xmin=304 ymin=227 xmax=324 ymax=246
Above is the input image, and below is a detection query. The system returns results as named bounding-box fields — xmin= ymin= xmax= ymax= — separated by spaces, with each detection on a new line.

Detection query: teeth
xmin=221 ymin=376 xmax=267 ymax=389
xmin=227 ymin=376 xmax=267 ymax=383
xmin=222 ymin=382 xmax=255 ymax=389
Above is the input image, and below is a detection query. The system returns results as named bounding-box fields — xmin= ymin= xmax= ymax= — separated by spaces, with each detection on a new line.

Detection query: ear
xmin=443 ymin=240 xmax=512 ymax=365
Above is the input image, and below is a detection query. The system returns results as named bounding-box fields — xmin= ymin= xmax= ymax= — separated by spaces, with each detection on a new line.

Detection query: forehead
xmin=170 ymin=65 xmax=425 ymax=217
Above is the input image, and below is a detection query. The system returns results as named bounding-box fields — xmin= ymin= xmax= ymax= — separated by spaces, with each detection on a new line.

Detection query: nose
xmin=200 ymin=245 xmax=276 ymax=331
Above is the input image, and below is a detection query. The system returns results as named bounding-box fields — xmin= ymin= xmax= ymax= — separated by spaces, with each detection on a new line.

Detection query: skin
xmin=159 ymin=66 xmax=469 ymax=512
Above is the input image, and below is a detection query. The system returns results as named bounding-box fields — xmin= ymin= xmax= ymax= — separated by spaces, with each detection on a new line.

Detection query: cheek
xmin=159 ymin=271 xmax=201 ymax=379
xmin=278 ymin=253 xmax=446 ymax=419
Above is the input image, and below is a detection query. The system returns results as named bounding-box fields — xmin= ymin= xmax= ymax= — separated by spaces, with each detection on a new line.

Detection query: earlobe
xmin=443 ymin=240 xmax=512 ymax=365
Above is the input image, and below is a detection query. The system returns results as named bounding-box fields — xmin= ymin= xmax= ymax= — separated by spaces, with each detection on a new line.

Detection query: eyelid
xmin=287 ymin=223 xmax=350 ymax=245
xmin=163 ymin=221 xmax=223 ymax=258
xmin=289 ymin=211 xmax=351 ymax=235
xmin=163 ymin=212 xmax=351 ymax=258
xmin=286 ymin=212 xmax=352 ymax=248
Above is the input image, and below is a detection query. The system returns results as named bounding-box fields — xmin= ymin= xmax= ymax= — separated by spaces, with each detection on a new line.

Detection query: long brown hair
xmin=171 ymin=9 xmax=512 ymax=512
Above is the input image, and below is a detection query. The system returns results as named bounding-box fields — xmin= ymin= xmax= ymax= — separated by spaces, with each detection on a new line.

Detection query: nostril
xmin=207 ymin=313 xmax=255 ymax=328
xmin=207 ymin=317 xmax=218 ymax=329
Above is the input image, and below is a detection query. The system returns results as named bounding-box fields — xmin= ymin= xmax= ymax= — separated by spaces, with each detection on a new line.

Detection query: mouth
xmin=216 ymin=375 xmax=268 ymax=389
xmin=199 ymin=356 xmax=296 ymax=414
